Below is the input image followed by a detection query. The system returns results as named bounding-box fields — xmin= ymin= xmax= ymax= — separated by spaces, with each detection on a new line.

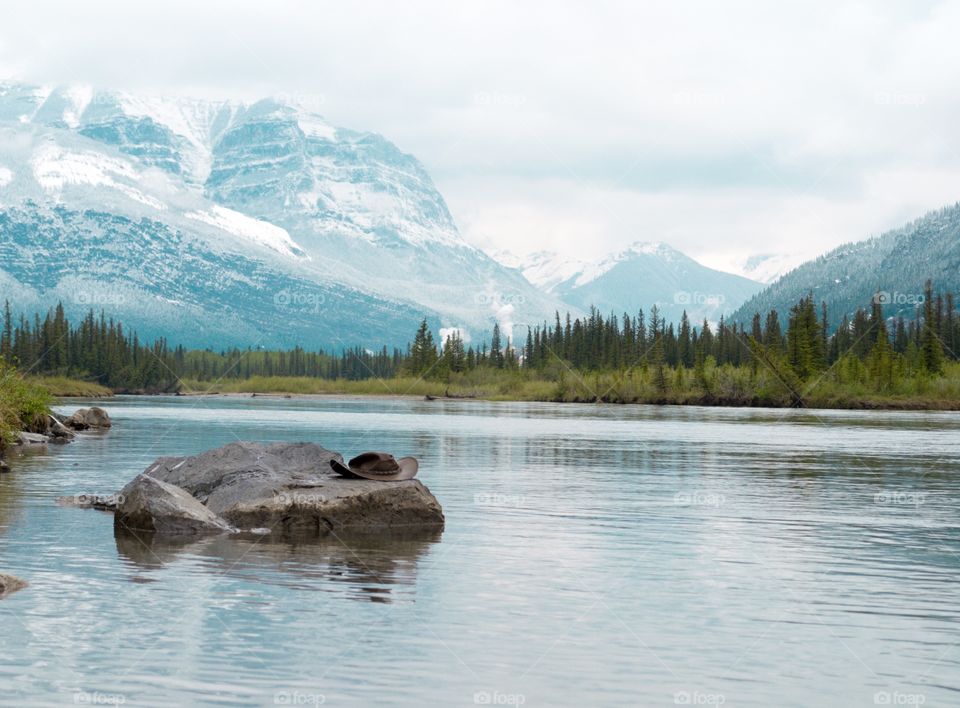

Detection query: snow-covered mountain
xmin=0 ymin=82 xmax=563 ymax=348
xmin=501 ymin=242 xmax=763 ymax=324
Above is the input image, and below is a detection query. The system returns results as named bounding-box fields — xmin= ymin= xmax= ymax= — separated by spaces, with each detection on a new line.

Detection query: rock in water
xmin=0 ymin=574 xmax=28 ymax=598
xmin=16 ymin=432 xmax=49 ymax=445
xmin=56 ymin=493 xmax=124 ymax=512
xmin=63 ymin=407 xmax=112 ymax=430
xmin=120 ymin=442 xmax=444 ymax=537
xmin=115 ymin=474 xmax=237 ymax=535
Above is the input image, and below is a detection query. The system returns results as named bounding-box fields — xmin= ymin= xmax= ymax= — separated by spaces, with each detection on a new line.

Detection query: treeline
xmin=411 ymin=281 xmax=956 ymax=381
xmin=0 ymin=303 xmax=404 ymax=391
xmin=1 ymin=281 xmax=957 ymax=394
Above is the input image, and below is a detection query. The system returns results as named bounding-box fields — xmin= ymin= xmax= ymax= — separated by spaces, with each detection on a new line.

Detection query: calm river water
xmin=1 ymin=395 xmax=959 ymax=707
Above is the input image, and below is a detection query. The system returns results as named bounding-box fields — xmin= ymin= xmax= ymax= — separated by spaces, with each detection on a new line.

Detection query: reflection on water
xmin=115 ymin=529 xmax=442 ymax=603
xmin=0 ymin=395 xmax=958 ymax=706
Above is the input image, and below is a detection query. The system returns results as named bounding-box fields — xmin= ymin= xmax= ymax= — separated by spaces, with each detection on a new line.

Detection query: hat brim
xmin=329 ymin=456 xmax=419 ymax=481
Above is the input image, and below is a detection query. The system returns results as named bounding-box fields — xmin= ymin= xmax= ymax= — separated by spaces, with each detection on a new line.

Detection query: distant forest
xmin=1 ymin=280 xmax=957 ymax=393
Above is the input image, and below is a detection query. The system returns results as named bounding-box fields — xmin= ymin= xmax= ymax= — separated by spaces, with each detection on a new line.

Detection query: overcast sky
xmin=2 ymin=0 xmax=959 ymax=274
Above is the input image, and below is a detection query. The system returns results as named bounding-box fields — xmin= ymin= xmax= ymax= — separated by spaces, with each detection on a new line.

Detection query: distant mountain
xmin=0 ymin=82 xmax=564 ymax=348
xmin=502 ymin=242 xmax=763 ymax=324
xmin=731 ymin=203 xmax=960 ymax=329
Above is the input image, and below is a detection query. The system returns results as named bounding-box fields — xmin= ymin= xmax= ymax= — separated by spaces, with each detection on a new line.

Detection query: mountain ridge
xmin=0 ymin=82 xmax=567 ymax=347
xmin=730 ymin=202 xmax=960 ymax=330
xmin=495 ymin=241 xmax=763 ymax=324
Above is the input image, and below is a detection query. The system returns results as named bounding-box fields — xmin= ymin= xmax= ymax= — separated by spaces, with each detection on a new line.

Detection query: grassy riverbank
xmin=0 ymin=364 xmax=53 ymax=452
xmin=177 ymin=361 xmax=960 ymax=410
xmin=26 ymin=376 xmax=113 ymax=398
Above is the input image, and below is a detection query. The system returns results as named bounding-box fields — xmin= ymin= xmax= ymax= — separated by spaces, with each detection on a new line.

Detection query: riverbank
xmin=17 ymin=368 xmax=958 ymax=412
xmin=0 ymin=367 xmax=52 ymax=456
xmin=174 ymin=365 xmax=960 ymax=411
xmin=1 ymin=372 xmax=113 ymax=458
xmin=27 ymin=377 xmax=113 ymax=398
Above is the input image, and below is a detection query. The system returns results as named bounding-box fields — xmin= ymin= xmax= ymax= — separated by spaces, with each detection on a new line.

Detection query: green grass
xmin=175 ymin=361 xmax=960 ymax=411
xmin=27 ymin=376 xmax=113 ymax=398
xmin=177 ymin=376 xmax=454 ymax=397
xmin=0 ymin=363 xmax=54 ymax=452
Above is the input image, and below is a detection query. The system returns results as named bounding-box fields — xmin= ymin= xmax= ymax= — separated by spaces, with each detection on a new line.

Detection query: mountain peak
xmin=0 ymin=81 xmax=567 ymax=348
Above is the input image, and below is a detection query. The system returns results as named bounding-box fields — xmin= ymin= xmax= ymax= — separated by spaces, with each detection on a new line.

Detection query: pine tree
xmin=920 ymin=280 xmax=944 ymax=374
xmin=490 ymin=323 xmax=504 ymax=369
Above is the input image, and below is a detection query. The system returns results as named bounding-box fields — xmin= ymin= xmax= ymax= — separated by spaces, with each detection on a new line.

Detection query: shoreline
xmin=76 ymin=388 xmax=960 ymax=412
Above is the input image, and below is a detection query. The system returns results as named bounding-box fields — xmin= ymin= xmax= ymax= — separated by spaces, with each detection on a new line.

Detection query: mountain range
xmin=0 ymin=82 xmax=561 ymax=348
xmin=495 ymin=243 xmax=763 ymax=324
xmin=7 ymin=82 xmax=950 ymax=351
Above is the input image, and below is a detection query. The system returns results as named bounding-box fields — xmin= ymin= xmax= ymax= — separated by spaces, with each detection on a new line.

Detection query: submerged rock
xmin=0 ymin=573 xmax=27 ymax=598
xmin=116 ymin=441 xmax=444 ymax=538
xmin=63 ymin=407 xmax=112 ymax=431
xmin=115 ymin=474 xmax=237 ymax=535
xmin=16 ymin=432 xmax=49 ymax=445
xmin=56 ymin=493 xmax=124 ymax=512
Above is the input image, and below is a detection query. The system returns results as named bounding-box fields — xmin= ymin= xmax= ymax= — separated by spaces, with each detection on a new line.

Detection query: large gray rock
xmin=0 ymin=573 xmax=27 ymax=598
xmin=115 ymin=474 xmax=236 ymax=535
xmin=63 ymin=407 xmax=112 ymax=430
xmin=130 ymin=442 xmax=444 ymax=537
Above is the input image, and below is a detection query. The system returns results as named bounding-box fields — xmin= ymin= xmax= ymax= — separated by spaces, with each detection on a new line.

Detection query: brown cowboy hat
xmin=330 ymin=452 xmax=419 ymax=481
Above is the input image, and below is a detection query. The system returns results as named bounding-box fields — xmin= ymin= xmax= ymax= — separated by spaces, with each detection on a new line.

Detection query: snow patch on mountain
xmin=110 ymin=91 xmax=226 ymax=182
xmin=512 ymin=251 xmax=586 ymax=291
xmin=296 ymin=114 xmax=337 ymax=141
xmin=574 ymin=243 xmax=672 ymax=287
xmin=0 ymin=166 xmax=11 ymax=187
xmin=185 ymin=205 xmax=306 ymax=259
xmin=31 ymin=144 xmax=165 ymax=210
xmin=61 ymin=85 xmax=93 ymax=128
xmin=738 ymin=253 xmax=802 ymax=284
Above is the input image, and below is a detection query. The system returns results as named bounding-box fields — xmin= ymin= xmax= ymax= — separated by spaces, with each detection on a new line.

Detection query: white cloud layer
xmin=2 ymin=0 xmax=959 ymax=274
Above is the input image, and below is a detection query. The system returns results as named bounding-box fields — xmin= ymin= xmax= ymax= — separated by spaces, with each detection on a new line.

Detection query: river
xmin=1 ymin=395 xmax=958 ymax=706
